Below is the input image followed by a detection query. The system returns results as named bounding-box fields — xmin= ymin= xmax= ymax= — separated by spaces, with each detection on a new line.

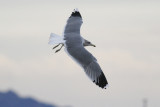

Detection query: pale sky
xmin=0 ymin=0 xmax=160 ymax=107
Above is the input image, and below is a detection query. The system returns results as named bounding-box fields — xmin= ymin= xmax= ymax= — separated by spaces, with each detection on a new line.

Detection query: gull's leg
xmin=53 ymin=44 xmax=61 ymax=49
xmin=55 ymin=44 xmax=64 ymax=53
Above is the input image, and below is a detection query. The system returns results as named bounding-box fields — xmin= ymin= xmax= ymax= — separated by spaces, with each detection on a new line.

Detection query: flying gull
xmin=48 ymin=9 xmax=108 ymax=89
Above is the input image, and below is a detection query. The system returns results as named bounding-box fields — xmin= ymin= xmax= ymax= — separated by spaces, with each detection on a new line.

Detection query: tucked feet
xmin=53 ymin=43 xmax=64 ymax=53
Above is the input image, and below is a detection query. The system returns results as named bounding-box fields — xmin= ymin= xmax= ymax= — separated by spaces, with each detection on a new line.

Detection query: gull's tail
xmin=48 ymin=33 xmax=65 ymax=45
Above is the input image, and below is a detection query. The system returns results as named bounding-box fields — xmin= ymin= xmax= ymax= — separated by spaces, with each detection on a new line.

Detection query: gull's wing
xmin=65 ymin=46 xmax=108 ymax=89
xmin=64 ymin=9 xmax=83 ymax=36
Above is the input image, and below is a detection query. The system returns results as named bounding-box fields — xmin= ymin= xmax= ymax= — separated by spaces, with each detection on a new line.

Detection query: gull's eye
xmin=88 ymin=42 xmax=91 ymax=44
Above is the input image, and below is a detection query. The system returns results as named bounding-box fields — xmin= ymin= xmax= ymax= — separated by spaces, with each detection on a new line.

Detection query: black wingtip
xmin=93 ymin=72 xmax=108 ymax=89
xmin=70 ymin=8 xmax=82 ymax=18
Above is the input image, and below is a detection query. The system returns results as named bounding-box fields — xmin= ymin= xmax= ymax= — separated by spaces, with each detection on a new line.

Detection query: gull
xmin=49 ymin=9 xmax=108 ymax=89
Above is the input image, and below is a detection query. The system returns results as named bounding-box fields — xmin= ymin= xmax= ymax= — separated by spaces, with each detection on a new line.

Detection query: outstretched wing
xmin=66 ymin=46 xmax=108 ymax=89
xmin=64 ymin=9 xmax=83 ymax=36
xmin=84 ymin=59 xmax=108 ymax=89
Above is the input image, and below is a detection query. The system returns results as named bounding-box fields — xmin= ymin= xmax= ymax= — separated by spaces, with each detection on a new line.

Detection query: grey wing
xmin=64 ymin=10 xmax=83 ymax=35
xmin=84 ymin=60 xmax=108 ymax=89
xmin=66 ymin=47 xmax=108 ymax=89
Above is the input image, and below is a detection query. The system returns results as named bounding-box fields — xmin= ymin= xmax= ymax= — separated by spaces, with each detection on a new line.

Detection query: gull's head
xmin=83 ymin=39 xmax=96 ymax=47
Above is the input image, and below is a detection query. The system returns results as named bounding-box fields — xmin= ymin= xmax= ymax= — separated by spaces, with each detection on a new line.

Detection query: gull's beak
xmin=90 ymin=43 xmax=96 ymax=47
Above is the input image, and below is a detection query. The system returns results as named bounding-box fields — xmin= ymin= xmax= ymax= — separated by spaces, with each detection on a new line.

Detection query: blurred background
xmin=0 ymin=0 xmax=160 ymax=107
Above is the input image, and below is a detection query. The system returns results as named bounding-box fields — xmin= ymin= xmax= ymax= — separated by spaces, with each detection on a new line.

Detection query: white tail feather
xmin=48 ymin=33 xmax=65 ymax=45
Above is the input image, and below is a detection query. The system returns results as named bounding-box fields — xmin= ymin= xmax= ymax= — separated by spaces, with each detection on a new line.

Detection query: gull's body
xmin=49 ymin=9 xmax=108 ymax=89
